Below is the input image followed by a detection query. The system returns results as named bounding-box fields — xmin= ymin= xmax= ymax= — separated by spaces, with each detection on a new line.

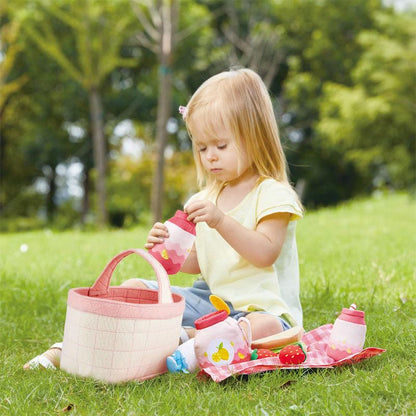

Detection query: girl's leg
xmin=120 ymin=278 xmax=148 ymax=288
xmin=120 ymin=279 xmax=197 ymax=340
xmin=245 ymin=312 xmax=284 ymax=341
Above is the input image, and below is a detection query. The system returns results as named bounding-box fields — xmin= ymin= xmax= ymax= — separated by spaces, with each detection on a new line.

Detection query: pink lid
xmin=168 ymin=210 xmax=196 ymax=235
xmin=194 ymin=310 xmax=228 ymax=330
xmin=339 ymin=308 xmax=365 ymax=325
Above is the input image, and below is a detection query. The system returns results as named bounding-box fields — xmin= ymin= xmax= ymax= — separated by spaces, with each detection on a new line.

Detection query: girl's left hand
xmin=185 ymin=200 xmax=224 ymax=229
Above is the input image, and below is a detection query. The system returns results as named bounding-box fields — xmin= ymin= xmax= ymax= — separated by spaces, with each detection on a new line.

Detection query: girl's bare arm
xmin=185 ymin=200 xmax=289 ymax=268
xmin=179 ymin=245 xmax=201 ymax=274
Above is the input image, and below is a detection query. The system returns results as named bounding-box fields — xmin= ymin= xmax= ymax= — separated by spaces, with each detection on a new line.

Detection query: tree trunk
xmin=46 ymin=166 xmax=56 ymax=222
xmin=151 ymin=63 xmax=172 ymax=223
xmin=151 ymin=0 xmax=178 ymax=223
xmin=0 ymin=109 xmax=5 ymax=214
xmin=81 ymin=166 xmax=90 ymax=224
xmin=88 ymin=86 xmax=108 ymax=227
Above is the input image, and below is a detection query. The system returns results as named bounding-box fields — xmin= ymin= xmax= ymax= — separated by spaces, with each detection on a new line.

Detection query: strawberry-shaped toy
xmin=278 ymin=343 xmax=307 ymax=365
xmin=251 ymin=349 xmax=278 ymax=360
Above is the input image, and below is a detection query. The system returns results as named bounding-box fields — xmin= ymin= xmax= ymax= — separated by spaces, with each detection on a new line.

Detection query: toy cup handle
xmin=238 ymin=317 xmax=252 ymax=347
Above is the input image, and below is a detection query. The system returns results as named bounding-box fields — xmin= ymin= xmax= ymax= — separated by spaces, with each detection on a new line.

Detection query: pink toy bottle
xmin=194 ymin=310 xmax=252 ymax=369
xmin=326 ymin=304 xmax=366 ymax=360
xmin=148 ymin=210 xmax=196 ymax=275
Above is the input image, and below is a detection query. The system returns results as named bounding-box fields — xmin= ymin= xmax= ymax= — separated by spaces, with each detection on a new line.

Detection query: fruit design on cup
xmin=205 ymin=339 xmax=234 ymax=366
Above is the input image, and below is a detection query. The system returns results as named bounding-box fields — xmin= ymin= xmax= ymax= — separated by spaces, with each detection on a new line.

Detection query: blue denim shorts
xmin=140 ymin=278 xmax=291 ymax=330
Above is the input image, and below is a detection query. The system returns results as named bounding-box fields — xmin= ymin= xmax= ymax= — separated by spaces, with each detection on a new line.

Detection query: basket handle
xmin=88 ymin=248 xmax=173 ymax=304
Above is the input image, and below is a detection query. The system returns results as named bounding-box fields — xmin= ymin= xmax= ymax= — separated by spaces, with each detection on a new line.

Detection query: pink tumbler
xmin=148 ymin=210 xmax=196 ymax=275
xmin=326 ymin=304 xmax=366 ymax=360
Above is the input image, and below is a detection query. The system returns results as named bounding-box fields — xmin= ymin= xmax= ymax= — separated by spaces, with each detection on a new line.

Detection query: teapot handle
xmin=237 ymin=317 xmax=252 ymax=348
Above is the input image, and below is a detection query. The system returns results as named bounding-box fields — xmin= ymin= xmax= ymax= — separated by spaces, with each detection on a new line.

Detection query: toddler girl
xmin=24 ymin=68 xmax=303 ymax=370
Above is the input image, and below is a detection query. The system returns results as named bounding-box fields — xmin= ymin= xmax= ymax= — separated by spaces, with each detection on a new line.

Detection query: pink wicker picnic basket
xmin=60 ymin=248 xmax=185 ymax=383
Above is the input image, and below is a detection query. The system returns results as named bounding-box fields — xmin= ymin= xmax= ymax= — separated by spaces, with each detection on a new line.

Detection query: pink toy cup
xmin=194 ymin=310 xmax=252 ymax=369
xmin=326 ymin=303 xmax=366 ymax=360
xmin=148 ymin=210 xmax=196 ymax=275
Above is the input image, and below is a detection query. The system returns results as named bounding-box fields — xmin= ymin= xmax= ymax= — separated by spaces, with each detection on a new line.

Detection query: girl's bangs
xmin=188 ymin=99 xmax=229 ymax=143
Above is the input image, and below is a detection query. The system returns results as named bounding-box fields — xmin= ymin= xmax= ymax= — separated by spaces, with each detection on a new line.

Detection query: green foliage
xmin=107 ymin=153 xmax=153 ymax=226
xmin=16 ymin=0 xmax=137 ymax=89
xmin=0 ymin=216 xmax=46 ymax=232
xmin=107 ymin=148 xmax=197 ymax=227
xmin=163 ymin=149 xmax=198 ymax=216
xmin=0 ymin=13 xmax=28 ymax=109
xmin=317 ymin=10 xmax=416 ymax=190
xmin=0 ymin=194 xmax=414 ymax=414
xmin=0 ymin=16 xmax=84 ymax=219
xmin=1 ymin=0 xmax=414 ymax=227
xmin=279 ymin=0 xmax=388 ymax=206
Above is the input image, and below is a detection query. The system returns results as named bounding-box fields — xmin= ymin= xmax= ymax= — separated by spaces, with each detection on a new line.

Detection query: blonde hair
xmin=185 ymin=68 xmax=291 ymax=193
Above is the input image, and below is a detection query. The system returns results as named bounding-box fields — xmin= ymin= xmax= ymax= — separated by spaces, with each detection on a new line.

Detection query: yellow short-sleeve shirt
xmin=191 ymin=178 xmax=303 ymax=326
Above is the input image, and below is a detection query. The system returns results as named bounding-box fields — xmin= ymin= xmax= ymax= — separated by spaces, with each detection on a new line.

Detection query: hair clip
xmin=178 ymin=105 xmax=188 ymax=120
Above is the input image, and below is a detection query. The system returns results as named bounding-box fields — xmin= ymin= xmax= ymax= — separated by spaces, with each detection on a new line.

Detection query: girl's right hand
xmin=144 ymin=222 xmax=169 ymax=249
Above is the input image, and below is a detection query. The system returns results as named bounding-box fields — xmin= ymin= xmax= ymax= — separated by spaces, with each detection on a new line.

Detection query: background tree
xmin=132 ymin=0 xmax=216 ymax=222
xmin=317 ymin=10 xmax=416 ymax=191
xmin=0 ymin=3 xmax=28 ymax=213
xmin=1 ymin=0 xmax=413 ymax=230
xmin=16 ymin=0 xmax=137 ymax=226
xmin=1 ymin=5 xmax=90 ymax=223
xmin=209 ymin=0 xmax=283 ymax=88
xmin=131 ymin=0 xmax=179 ymax=223
xmin=276 ymin=0 xmax=385 ymax=206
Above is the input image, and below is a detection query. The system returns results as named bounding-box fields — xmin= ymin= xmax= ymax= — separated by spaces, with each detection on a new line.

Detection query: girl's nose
xmin=206 ymin=148 xmax=218 ymax=162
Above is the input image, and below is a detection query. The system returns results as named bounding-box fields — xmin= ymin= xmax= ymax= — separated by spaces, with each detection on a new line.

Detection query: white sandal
xmin=23 ymin=342 xmax=63 ymax=370
xmin=180 ymin=327 xmax=190 ymax=344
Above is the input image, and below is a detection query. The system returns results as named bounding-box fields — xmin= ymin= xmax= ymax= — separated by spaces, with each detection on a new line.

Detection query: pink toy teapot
xmin=194 ymin=310 xmax=252 ymax=369
xmin=166 ymin=295 xmax=252 ymax=373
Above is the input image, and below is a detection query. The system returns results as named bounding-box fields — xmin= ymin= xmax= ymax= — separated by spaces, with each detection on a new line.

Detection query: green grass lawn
xmin=0 ymin=192 xmax=415 ymax=415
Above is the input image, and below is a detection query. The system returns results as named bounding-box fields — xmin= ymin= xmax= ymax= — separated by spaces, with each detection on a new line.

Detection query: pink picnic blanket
xmin=202 ymin=324 xmax=386 ymax=382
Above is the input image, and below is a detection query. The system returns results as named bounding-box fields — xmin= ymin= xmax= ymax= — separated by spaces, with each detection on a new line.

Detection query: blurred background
xmin=0 ymin=0 xmax=414 ymax=231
